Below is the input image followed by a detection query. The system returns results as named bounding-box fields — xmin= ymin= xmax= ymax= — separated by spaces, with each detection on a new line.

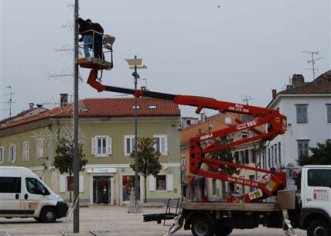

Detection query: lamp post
xmin=125 ymin=56 xmax=147 ymax=212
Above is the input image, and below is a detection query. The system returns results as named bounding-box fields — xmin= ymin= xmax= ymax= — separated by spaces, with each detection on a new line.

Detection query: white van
xmin=0 ymin=166 xmax=68 ymax=222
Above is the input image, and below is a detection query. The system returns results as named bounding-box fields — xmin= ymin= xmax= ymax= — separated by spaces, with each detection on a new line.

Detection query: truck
xmin=79 ymin=57 xmax=331 ymax=236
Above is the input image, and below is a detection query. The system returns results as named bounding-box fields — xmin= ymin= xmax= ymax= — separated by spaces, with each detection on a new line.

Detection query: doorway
xmin=93 ymin=176 xmax=111 ymax=204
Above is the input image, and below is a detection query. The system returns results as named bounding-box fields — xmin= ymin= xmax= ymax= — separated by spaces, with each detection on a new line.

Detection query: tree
xmin=53 ymin=138 xmax=88 ymax=202
xmin=297 ymin=140 xmax=331 ymax=166
xmin=295 ymin=140 xmax=331 ymax=188
xmin=130 ymin=137 xmax=162 ymax=203
xmin=209 ymin=137 xmax=240 ymax=176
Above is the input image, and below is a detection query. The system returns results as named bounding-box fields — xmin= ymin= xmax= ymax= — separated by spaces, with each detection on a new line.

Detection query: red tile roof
xmin=0 ymin=98 xmax=180 ymax=130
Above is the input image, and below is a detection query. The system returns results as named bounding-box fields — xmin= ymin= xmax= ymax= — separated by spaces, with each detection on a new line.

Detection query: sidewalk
xmin=0 ymin=206 xmax=306 ymax=236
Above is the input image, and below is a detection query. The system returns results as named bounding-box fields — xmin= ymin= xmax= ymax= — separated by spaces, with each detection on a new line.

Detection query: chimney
xmin=272 ymin=89 xmax=277 ymax=99
xmin=60 ymin=93 xmax=68 ymax=108
xmin=200 ymin=113 xmax=206 ymax=122
xmin=29 ymin=103 xmax=34 ymax=110
xmin=292 ymin=74 xmax=305 ymax=88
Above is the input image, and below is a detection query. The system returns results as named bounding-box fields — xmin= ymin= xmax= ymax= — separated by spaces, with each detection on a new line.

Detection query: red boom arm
xmin=86 ymin=69 xmax=288 ymax=202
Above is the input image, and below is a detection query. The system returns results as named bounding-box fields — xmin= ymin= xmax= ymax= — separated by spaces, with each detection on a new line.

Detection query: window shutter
xmin=149 ymin=176 xmax=156 ymax=191
xmin=13 ymin=146 xmax=16 ymax=161
xmin=59 ymin=175 xmax=67 ymax=192
xmin=107 ymin=137 xmax=112 ymax=154
xmin=79 ymin=175 xmax=84 ymax=192
xmin=166 ymin=175 xmax=173 ymax=191
xmin=124 ymin=137 xmax=129 ymax=155
xmin=91 ymin=138 xmax=96 ymax=155
xmin=160 ymin=137 xmax=165 ymax=153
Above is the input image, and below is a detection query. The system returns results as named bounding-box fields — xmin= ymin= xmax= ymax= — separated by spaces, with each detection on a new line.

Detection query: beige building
xmin=0 ymin=97 xmax=182 ymax=205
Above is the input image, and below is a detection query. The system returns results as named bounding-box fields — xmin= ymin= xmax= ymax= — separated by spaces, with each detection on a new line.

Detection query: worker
xmin=77 ymin=18 xmax=93 ymax=57
xmin=92 ymin=21 xmax=104 ymax=59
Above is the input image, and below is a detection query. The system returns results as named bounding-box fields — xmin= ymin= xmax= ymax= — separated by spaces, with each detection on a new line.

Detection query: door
xmin=303 ymin=168 xmax=331 ymax=217
xmin=93 ymin=176 xmax=111 ymax=204
xmin=21 ymin=177 xmax=51 ymax=215
xmin=0 ymin=177 xmax=22 ymax=214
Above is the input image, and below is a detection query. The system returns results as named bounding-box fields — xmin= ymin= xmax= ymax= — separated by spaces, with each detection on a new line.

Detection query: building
xmin=0 ymin=97 xmax=182 ymax=205
xmin=265 ymin=70 xmax=331 ymax=189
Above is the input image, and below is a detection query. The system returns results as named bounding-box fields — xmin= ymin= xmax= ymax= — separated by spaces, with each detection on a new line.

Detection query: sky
xmin=0 ymin=0 xmax=330 ymax=120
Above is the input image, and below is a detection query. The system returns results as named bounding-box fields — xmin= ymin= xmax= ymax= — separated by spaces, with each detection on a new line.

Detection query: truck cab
xmin=299 ymin=165 xmax=331 ymax=236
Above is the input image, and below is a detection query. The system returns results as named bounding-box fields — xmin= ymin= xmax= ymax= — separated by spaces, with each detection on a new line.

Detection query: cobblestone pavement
xmin=0 ymin=206 xmax=306 ymax=236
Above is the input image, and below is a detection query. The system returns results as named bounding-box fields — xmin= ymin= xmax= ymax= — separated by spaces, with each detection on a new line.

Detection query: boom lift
xmin=79 ymin=58 xmax=296 ymax=236
xmin=84 ymin=66 xmax=288 ymax=202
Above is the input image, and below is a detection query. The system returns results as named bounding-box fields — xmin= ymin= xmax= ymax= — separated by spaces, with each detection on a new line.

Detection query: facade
xmin=0 ymin=97 xmax=182 ymax=205
xmin=265 ymin=71 xmax=331 ymax=170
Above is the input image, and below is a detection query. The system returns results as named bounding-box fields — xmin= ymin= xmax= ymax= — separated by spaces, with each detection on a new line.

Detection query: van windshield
xmin=26 ymin=178 xmax=50 ymax=195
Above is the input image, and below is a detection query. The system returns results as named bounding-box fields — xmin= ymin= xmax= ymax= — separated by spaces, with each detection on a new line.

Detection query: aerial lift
xmin=78 ymin=42 xmax=299 ymax=235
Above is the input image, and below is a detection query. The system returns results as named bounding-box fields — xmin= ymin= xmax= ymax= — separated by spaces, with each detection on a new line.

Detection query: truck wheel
xmin=40 ymin=207 xmax=57 ymax=223
xmin=214 ymin=226 xmax=233 ymax=236
xmin=307 ymin=220 xmax=330 ymax=236
xmin=191 ymin=217 xmax=213 ymax=236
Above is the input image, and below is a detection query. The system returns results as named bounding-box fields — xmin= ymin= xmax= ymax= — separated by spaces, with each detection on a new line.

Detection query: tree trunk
xmin=144 ymin=175 xmax=147 ymax=203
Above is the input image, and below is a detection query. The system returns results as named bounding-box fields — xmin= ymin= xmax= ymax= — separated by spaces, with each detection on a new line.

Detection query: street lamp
xmin=125 ymin=55 xmax=147 ymax=212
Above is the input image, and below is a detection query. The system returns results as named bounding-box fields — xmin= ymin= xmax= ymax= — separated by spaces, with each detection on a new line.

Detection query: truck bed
xmin=180 ymin=201 xmax=281 ymax=212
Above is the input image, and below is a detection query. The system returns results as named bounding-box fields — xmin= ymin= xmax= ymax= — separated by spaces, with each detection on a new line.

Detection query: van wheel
xmin=40 ymin=207 xmax=57 ymax=223
xmin=191 ymin=217 xmax=213 ymax=236
xmin=307 ymin=220 xmax=330 ymax=236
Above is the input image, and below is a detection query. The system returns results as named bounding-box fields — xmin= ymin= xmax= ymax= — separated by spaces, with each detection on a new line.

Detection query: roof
xmin=0 ymin=97 xmax=180 ymax=130
xmin=280 ymin=70 xmax=331 ymax=95
xmin=268 ymin=70 xmax=331 ymax=108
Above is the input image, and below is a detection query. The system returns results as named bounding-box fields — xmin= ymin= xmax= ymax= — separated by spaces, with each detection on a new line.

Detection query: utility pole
xmin=73 ymin=0 xmax=80 ymax=233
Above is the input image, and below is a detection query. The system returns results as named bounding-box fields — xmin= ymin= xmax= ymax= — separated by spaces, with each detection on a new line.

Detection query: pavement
xmin=0 ymin=205 xmax=306 ymax=236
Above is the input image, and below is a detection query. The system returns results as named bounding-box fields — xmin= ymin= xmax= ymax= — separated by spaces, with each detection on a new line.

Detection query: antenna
xmin=242 ymin=95 xmax=254 ymax=105
xmin=302 ymin=51 xmax=322 ymax=80
xmin=6 ymin=85 xmax=15 ymax=118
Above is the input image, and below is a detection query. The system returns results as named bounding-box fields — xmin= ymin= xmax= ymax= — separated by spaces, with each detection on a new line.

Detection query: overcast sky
xmin=0 ymin=0 xmax=330 ymax=120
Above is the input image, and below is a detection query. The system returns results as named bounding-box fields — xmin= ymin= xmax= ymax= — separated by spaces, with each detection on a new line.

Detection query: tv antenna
xmin=302 ymin=51 xmax=322 ymax=80
xmin=242 ymin=95 xmax=254 ymax=105
xmin=6 ymin=85 xmax=15 ymax=118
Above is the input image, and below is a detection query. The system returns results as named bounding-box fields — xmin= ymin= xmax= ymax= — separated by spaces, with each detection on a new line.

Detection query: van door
xmin=21 ymin=177 xmax=51 ymax=215
xmin=303 ymin=168 xmax=331 ymax=217
xmin=0 ymin=177 xmax=22 ymax=215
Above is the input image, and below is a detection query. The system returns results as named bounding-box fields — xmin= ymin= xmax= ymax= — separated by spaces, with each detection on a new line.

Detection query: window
xmin=242 ymin=115 xmax=254 ymax=122
xmin=23 ymin=141 xmax=29 ymax=161
xmin=308 ymin=169 xmax=331 ymax=187
xmin=327 ymin=104 xmax=331 ymax=123
xmin=267 ymin=148 xmax=271 ymax=169
xmin=154 ymin=135 xmax=168 ymax=155
xmin=296 ymin=104 xmax=308 ymax=124
xmin=149 ymin=175 xmax=173 ymax=191
xmin=278 ymin=142 xmax=281 ymax=164
xmin=26 ymin=177 xmax=50 ymax=195
xmin=297 ymin=140 xmax=309 ymax=158
xmin=9 ymin=144 xmax=16 ymax=163
xmin=124 ymin=135 xmax=136 ymax=156
xmin=92 ymin=136 xmax=112 ymax=157
xmin=0 ymin=177 xmax=21 ymax=193
xmin=0 ymin=147 xmax=4 ymax=163
xmin=212 ymin=179 xmax=217 ymax=195
xmin=36 ymin=139 xmax=44 ymax=158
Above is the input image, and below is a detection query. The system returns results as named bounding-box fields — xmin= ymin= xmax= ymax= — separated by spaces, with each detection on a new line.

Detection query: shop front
xmin=86 ymin=167 xmax=117 ymax=205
